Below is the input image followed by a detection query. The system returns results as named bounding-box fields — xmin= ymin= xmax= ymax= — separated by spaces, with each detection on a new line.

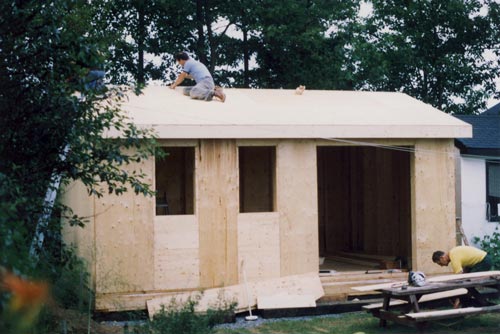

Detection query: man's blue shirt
xmin=183 ymin=59 xmax=212 ymax=83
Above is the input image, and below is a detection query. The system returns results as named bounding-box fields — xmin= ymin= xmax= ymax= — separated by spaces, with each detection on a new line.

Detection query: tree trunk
xmin=137 ymin=2 xmax=145 ymax=85
xmin=243 ymin=28 xmax=249 ymax=87
xmin=196 ymin=0 xmax=207 ymax=64
xmin=203 ymin=0 xmax=216 ymax=72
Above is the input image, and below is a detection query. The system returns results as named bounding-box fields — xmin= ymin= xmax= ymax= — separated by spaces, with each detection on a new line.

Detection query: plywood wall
xmin=94 ymin=153 xmax=155 ymax=294
xmin=411 ymin=139 xmax=456 ymax=274
xmin=277 ymin=140 xmax=319 ymax=276
xmin=154 ymin=215 xmax=200 ymax=290
xmin=238 ymin=212 xmax=280 ymax=282
xmin=61 ymin=180 xmax=96 ymax=288
xmin=197 ymin=140 xmax=239 ymax=288
xmin=62 ymin=137 xmax=459 ymax=311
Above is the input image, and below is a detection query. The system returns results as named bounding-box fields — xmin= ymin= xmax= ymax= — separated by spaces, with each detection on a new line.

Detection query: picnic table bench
xmin=356 ymin=272 xmax=500 ymax=330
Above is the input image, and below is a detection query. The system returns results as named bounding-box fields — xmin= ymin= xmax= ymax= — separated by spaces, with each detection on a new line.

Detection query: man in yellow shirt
xmin=432 ymin=246 xmax=492 ymax=274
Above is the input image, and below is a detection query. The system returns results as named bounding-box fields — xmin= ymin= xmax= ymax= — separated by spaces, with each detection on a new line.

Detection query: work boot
xmin=214 ymin=88 xmax=226 ymax=102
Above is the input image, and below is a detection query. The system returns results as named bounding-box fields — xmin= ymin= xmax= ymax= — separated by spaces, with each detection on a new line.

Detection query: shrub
xmin=473 ymin=227 xmax=500 ymax=270
xmin=133 ymin=296 xmax=236 ymax=334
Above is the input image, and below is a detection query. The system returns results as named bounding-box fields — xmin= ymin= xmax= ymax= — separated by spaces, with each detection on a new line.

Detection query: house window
xmin=487 ymin=161 xmax=500 ymax=222
xmin=155 ymin=147 xmax=194 ymax=215
xmin=239 ymin=146 xmax=276 ymax=213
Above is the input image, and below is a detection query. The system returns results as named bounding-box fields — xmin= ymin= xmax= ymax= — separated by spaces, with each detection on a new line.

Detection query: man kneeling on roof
xmin=169 ymin=51 xmax=225 ymax=103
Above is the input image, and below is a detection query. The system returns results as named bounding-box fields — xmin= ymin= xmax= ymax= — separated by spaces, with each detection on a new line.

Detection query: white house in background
xmin=455 ymin=103 xmax=500 ymax=244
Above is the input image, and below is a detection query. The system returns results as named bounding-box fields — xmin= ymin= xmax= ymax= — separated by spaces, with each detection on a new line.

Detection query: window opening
xmin=239 ymin=146 xmax=276 ymax=213
xmin=487 ymin=161 xmax=500 ymax=222
xmin=155 ymin=147 xmax=194 ymax=215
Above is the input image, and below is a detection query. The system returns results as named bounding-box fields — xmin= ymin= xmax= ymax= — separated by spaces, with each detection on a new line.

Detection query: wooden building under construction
xmin=62 ymin=87 xmax=472 ymax=312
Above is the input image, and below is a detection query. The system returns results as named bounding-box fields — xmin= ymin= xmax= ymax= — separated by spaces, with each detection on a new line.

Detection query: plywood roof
xmin=118 ymin=86 xmax=472 ymax=139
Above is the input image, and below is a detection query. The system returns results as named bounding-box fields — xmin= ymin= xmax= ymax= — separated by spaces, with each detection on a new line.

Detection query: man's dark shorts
xmin=466 ymin=254 xmax=493 ymax=273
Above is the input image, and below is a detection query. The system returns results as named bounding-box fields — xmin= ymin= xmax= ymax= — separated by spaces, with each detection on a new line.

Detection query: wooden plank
xmin=321 ymin=272 xmax=408 ymax=299
xmin=323 ymin=281 xmax=388 ymax=296
xmin=405 ymin=304 xmax=500 ymax=321
xmin=146 ymin=272 xmax=324 ymax=318
xmin=198 ymin=140 xmax=238 ymax=288
xmin=411 ymin=139 xmax=456 ymax=273
xmin=352 ymin=271 xmax=500 ymax=292
xmin=335 ymin=251 xmax=396 ymax=262
xmin=352 ymin=281 xmax=406 ymax=292
xmin=277 ymin=141 xmax=318 ymax=276
xmin=377 ymin=309 xmax=416 ymax=327
xmin=327 ymin=255 xmax=380 ymax=268
xmin=320 ymin=271 xmax=408 ymax=282
xmin=364 ymin=299 xmax=407 ymax=310
xmin=96 ymin=291 xmax=190 ymax=312
xmin=363 ymin=288 xmax=468 ymax=310
xmin=257 ymin=294 xmax=316 ymax=309
xmin=427 ymin=271 xmax=500 ymax=283
xmin=324 ymin=279 xmax=395 ymax=288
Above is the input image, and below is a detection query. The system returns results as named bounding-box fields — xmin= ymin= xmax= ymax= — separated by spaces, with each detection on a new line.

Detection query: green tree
xmin=92 ymin=0 xmax=188 ymax=85
xmin=355 ymin=0 xmax=499 ymax=114
xmin=246 ymin=0 xmax=360 ymax=89
xmin=0 ymin=0 xmax=157 ymax=276
xmin=173 ymin=0 xmax=234 ymax=84
xmin=90 ymin=1 xmax=362 ymax=89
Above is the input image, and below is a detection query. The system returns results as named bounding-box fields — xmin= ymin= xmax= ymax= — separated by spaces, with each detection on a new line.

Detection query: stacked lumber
xmin=320 ymin=270 xmax=408 ymax=301
xmin=362 ymin=288 xmax=468 ymax=310
xmin=352 ymin=271 xmax=500 ymax=292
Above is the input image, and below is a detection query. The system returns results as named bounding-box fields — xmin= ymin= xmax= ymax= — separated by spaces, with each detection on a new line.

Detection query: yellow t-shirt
xmin=449 ymin=246 xmax=486 ymax=274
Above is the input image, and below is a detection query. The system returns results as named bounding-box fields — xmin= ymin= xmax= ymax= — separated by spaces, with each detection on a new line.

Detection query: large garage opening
xmin=317 ymin=146 xmax=412 ymax=272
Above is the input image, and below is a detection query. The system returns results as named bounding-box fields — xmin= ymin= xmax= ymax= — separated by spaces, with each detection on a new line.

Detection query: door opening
xmin=317 ymin=146 xmax=412 ymax=272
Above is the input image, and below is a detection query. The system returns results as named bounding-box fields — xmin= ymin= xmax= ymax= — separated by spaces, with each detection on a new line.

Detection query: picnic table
xmin=362 ymin=274 xmax=500 ymax=330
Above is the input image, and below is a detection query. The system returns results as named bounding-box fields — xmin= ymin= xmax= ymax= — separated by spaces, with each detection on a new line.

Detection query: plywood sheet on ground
xmin=257 ymin=294 xmax=316 ymax=309
xmin=146 ymin=272 xmax=323 ymax=318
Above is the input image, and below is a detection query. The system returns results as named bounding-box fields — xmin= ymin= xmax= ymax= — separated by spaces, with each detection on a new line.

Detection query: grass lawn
xmin=214 ymin=311 xmax=500 ymax=334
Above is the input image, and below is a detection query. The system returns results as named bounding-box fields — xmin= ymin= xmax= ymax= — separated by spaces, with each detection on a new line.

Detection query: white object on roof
xmin=113 ymin=86 xmax=472 ymax=139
